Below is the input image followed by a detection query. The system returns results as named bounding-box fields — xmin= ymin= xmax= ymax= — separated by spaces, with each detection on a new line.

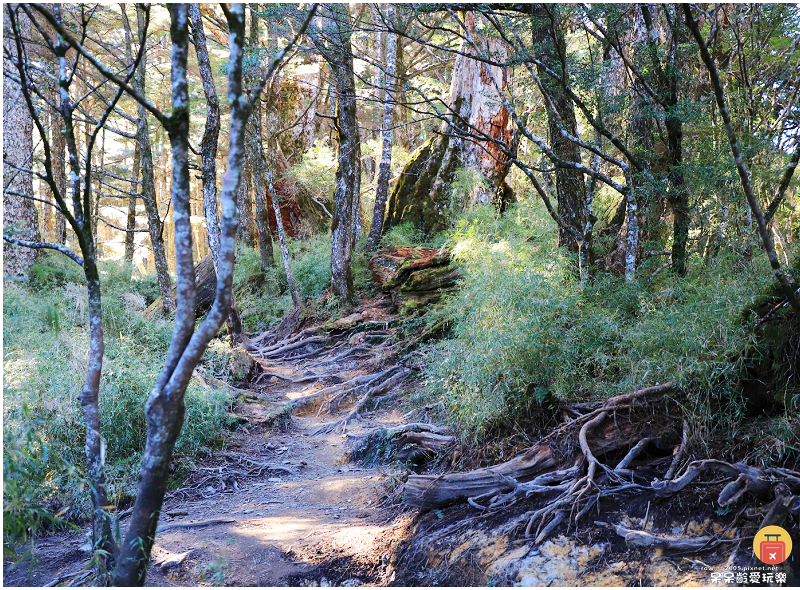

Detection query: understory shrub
xmin=233 ymin=233 xmax=372 ymax=331
xmin=423 ymin=201 xmax=783 ymax=446
xmin=3 ymin=257 xmax=234 ymax=546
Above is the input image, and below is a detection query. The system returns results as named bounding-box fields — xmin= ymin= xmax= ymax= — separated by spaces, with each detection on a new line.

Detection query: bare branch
xmin=3 ymin=235 xmax=83 ymax=266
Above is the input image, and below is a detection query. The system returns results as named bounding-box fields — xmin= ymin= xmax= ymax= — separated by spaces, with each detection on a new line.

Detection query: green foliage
xmin=286 ymin=141 xmax=337 ymax=203
xmin=3 ymin=261 xmax=235 ymax=533
xmin=3 ymin=408 xmax=78 ymax=564
xmin=381 ymin=222 xmax=431 ymax=248
xmin=233 ymin=235 xmax=372 ymax=330
xmin=423 ymin=201 xmax=775 ymax=442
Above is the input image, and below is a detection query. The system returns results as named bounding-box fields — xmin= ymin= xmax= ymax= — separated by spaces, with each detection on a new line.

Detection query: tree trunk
xmin=3 ymin=6 xmax=40 ymax=278
xmin=383 ymin=13 xmax=513 ymax=238
xmin=268 ymin=169 xmax=302 ymax=307
xmin=134 ymin=5 xmax=173 ymax=311
xmin=124 ymin=144 xmax=140 ymax=264
xmin=122 ymin=5 xmax=138 ymax=265
xmin=52 ymin=90 xmax=67 ymax=246
xmin=189 ymin=2 xmax=244 ymax=341
xmin=314 ymin=4 xmax=362 ymax=304
xmin=366 ymin=3 xmax=397 ymax=251
xmin=530 ymin=5 xmax=587 ymax=253
xmin=236 ymin=146 xmax=257 ymax=247
xmin=249 ymin=99 xmax=275 ymax=273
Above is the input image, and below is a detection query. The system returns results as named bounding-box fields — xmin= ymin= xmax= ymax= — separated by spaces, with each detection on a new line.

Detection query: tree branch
xmin=3 ymin=235 xmax=83 ymax=266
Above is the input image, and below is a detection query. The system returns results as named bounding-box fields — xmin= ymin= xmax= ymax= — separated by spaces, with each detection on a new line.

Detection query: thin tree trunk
xmin=250 ymin=98 xmax=275 ymax=273
xmin=624 ymin=169 xmax=638 ymax=283
xmin=115 ymin=6 xmax=195 ymax=582
xmin=133 ymin=5 xmax=173 ymax=311
xmin=530 ymin=5 xmax=587 ymax=253
xmin=125 ymin=144 xmax=140 ymax=264
xmin=236 ymin=147 xmax=257 ymax=246
xmin=52 ymin=94 xmax=67 ymax=245
xmin=684 ymin=6 xmax=800 ymax=312
xmin=92 ymin=128 xmax=104 ymax=250
xmin=122 ymin=4 xmax=138 ymax=265
xmin=267 ymin=169 xmax=301 ymax=307
xmin=189 ymin=2 xmax=244 ymax=341
xmin=366 ymin=4 xmax=396 ymax=251
xmin=325 ymin=5 xmax=361 ymax=304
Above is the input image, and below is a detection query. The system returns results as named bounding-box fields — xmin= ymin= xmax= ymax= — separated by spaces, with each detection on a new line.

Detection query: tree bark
xmin=267 ymin=169 xmax=302 ymax=307
xmin=124 ymin=144 xmax=140 ymax=264
xmin=312 ymin=4 xmax=362 ymax=304
xmin=250 ymin=99 xmax=276 ymax=273
xmin=133 ymin=5 xmax=173 ymax=311
xmin=188 ymin=3 xmax=244 ymax=341
xmin=52 ymin=88 xmax=67 ymax=246
xmin=3 ymin=6 xmax=40 ymax=278
xmin=115 ymin=6 xmax=195 ymax=582
xmin=236 ymin=144 xmax=257 ymax=247
xmin=122 ymin=4 xmax=138 ymax=265
xmin=383 ymin=12 xmax=513 ymax=237
xmin=366 ymin=3 xmax=397 ymax=251
xmin=529 ymin=5 xmax=587 ymax=253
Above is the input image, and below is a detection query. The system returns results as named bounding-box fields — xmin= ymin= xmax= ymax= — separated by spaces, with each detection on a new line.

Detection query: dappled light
xmin=4 ymin=2 xmax=800 ymax=587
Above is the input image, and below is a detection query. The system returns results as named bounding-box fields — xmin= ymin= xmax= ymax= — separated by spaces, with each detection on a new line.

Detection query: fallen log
xmin=403 ymin=383 xmax=679 ymax=511
xmin=603 ymin=522 xmax=715 ymax=551
xmin=403 ymin=445 xmax=557 ymax=510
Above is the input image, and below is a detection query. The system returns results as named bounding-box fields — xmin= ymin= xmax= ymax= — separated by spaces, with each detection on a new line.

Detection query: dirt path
xmin=4 ymin=297 xmax=417 ymax=587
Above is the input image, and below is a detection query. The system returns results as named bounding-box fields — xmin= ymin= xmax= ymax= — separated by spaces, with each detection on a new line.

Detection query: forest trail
xmin=4 ymin=295 xmax=419 ymax=587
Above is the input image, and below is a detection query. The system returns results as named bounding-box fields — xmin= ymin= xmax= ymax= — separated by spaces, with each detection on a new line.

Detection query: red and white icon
xmin=759 ymin=534 xmax=786 ymax=565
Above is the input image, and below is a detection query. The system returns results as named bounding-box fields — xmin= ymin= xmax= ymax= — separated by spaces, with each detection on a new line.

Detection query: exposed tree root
xmin=286 ymin=369 xmax=395 ymax=414
xmin=345 ymin=423 xmax=453 ymax=466
xmin=313 ymin=368 xmax=413 ymax=435
xmin=403 ymin=379 xmax=800 ymax=550
xmin=155 ymin=518 xmax=235 ymax=534
xmin=604 ymin=522 xmax=717 ymax=551
xmin=256 ymin=335 xmax=328 ymax=359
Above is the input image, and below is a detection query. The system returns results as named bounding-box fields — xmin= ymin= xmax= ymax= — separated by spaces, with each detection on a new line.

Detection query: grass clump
xmin=3 ymin=255 xmax=235 ymax=541
xmin=423 ymin=201 xmax=778 ymax=447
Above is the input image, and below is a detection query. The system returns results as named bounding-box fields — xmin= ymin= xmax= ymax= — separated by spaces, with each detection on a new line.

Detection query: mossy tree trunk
xmin=382 ymin=13 xmax=513 ymax=238
xmin=530 ymin=5 xmax=588 ymax=254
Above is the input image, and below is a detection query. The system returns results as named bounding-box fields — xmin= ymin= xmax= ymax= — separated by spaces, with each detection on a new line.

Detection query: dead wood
xmin=287 ymin=369 xmax=394 ymax=414
xmin=403 ymin=381 xmax=679 ymax=544
xmin=155 ymin=518 xmax=236 ymax=533
xmin=653 ymin=460 xmax=778 ymax=505
xmin=606 ymin=523 xmax=715 ymax=551
xmin=257 ymin=336 xmax=328 ymax=358
xmin=403 ymin=445 xmax=558 ymax=510
xmin=664 ymin=420 xmax=689 ymax=480
xmin=347 ymin=423 xmax=450 ymax=441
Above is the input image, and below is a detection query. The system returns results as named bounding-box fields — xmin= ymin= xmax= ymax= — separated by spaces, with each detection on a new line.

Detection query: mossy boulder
xmin=228 ymin=347 xmax=256 ymax=382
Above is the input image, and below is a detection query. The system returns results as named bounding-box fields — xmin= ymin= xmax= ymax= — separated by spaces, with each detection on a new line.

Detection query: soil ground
xmin=3 ymin=297 xmax=417 ymax=587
